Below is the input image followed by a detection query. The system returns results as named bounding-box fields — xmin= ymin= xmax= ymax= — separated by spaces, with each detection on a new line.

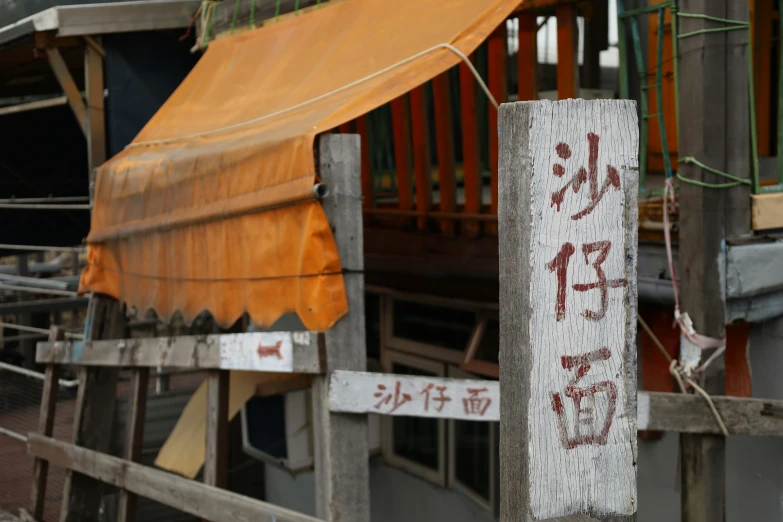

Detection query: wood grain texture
xmin=36 ymin=331 xmax=321 ymax=372
xmin=117 ymin=367 xmax=149 ymax=522
xmin=204 ymin=370 xmax=229 ymax=489
xmin=29 ymin=434 xmax=322 ymax=522
xmin=311 ymin=135 xmax=370 ymax=522
xmin=30 ymin=327 xmax=65 ymax=520
xmin=499 ymin=100 xmax=638 ymax=521
xmin=60 ymin=295 xmax=125 ymax=522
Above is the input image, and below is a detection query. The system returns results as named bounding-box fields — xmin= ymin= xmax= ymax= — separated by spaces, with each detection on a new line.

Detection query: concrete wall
xmin=264 ymin=317 xmax=783 ymax=521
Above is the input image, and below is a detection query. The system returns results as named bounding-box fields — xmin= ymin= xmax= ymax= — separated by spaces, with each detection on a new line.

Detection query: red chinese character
xmin=420 ymin=384 xmax=452 ymax=412
xmin=463 ymin=388 xmax=492 ymax=416
xmin=256 ymin=341 xmax=283 ymax=360
xmin=551 ymin=133 xmax=621 ymax=220
xmin=546 ymin=241 xmax=627 ymax=322
xmin=374 ymin=381 xmax=412 ymax=413
xmin=551 ymin=347 xmax=617 ymax=450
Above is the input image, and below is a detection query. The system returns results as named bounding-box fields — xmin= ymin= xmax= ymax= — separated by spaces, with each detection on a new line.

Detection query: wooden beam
xmin=30 ymin=326 xmax=65 ymax=520
xmin=517 ymin=13 xmax=538 ymax=101
xmin=390 ymin=96 xmax=413 ymax=217
xmin=45 ymin=47 xmax=87 ymax=136
xmin=459 ymin=56 xmax=482 ymax=236
xmin=311 ymin=135 xmax=370 ymax=521
xmin=410 ymin=86 xmax=432 ymax=231
xmin=488 ymin=26 xmax=506 ymax=229
xmin=204 ymin=370 xmax=229 ymax=489
xmin=753 ymin=0 xmax=773 ymax=155
xmin=498 ymin=100 xmax=639 ymax=521
xmin=28 ymin=434 xmax=322 ymax=522
xmin=60 ymin=296 xmax=126 ymax=522
xmin=85 ymin=37 xmax=106 ymax=172
xmin=329 ymin=371 xmax=783 ymax=437
xmin=432 ymin=72 xmax=456 ymax=235
xmin=677 ymin=0 xmax=750 ymax=520
xmin=117 ymin=367 xmax=149 ymax=522
xmin=36 ymin=331 xmax=323 ymax=372
xmin=556 ymin=4 xmax=579 ymax=100
xmin=0 ymin=95 xmax=68 ymax=117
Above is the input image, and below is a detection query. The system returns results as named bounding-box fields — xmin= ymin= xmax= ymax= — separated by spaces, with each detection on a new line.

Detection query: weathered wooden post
xmin=499 ymin=99 xmax=639 ymax=521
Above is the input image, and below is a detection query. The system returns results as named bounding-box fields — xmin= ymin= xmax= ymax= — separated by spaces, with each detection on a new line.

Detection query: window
xmin=378 ymin=293 xmax=499 ymax=515
xmin=384 ymin=297 xmax=477 ymax=363
xmin=447 ymin=366 xmax=498 ymax=512
xmin=381 ymin=350 xmax=446 ymax=486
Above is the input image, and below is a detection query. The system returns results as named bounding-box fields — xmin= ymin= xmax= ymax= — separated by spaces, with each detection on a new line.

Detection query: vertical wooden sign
xmin=499 ymin=99 xmax=639 ymax=521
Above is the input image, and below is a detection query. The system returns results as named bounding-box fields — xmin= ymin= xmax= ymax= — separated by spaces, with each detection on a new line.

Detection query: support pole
xmin=311 ymin=134 xmax=370 ymax=521
xmin=60 ymin=295 xmax=126 ymax=522
xmin=677 ymin=1 xmax=751 ymax=521
xmin=498 ymin=99 xmax=639 ymax=521
xmin=556 ymin=4 xmax=579 ymax=100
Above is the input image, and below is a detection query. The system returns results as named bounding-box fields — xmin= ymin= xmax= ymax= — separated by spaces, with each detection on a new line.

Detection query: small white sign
xmin=219 ymin=332 xmax=294 ymax=372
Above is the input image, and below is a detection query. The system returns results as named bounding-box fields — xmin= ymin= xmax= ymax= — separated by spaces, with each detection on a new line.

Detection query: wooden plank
xmin=390 ymin=96 xmax=413 ymax=217
xmin=46 ymin=47 xmax=87 ymax=135
xmin=488 ymin=25 xmax=506 ymax=229
xmin=328 ymin=371 xmax=783 ymax=437
xmin=556 ymin=4 xmax=579 ymax=100
xmin=36 ymin=331 xmax=322 ymax=372
xmin=30 ymin=326 xmax=65 ymax=520
xmin=751 ymin=192 xmax=783 ymax=230
xmin=204 ymin=370 xmax=229 ymax=489
xmin=410 ymin=86 xmax=432 ymax=231
xmin=311 ymin=135 xmax=370 ymax=521
xmin=432 ymin=72 xmax=456 ymax=235
xmin=637 ymin=391 xmax=783 ymax=436
xmin=459 ymin=57 xmax=482 ymax=236
xmin=498 ymin=100 xmax=639 ymax=521
xmin=28 ymin=434 xmax=323 ymax=522
xmin=725 ymin=322 xmax=752 ymax=397
xmin=355 ymin=115 xmax=373 ymax=210
xmin=117 ymin=367 xmax=150 ymax=522
xmin=329 ymin=370 xmax=498 ymax=421
xmin=517 ymin=13 xmax=538 ymax=102
xmin=60 ymin=295 xmax=126 ymax=522
xmin=84 ymin=38 xmax=106 ymax=172
xmin=677 ymin=1 xmax=746 ymax=520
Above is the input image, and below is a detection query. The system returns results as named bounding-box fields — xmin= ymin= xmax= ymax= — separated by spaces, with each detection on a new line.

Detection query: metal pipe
xmin=312 ymin=183 xmax=329 ymax=198
xmin=0 ymin=196 xmax=89 ymax=204
xmin=0 ymin=203 xmax=91 ymax=210
xmin=0 ymin=95 xmax=67 ymax=117
xmin=0 ymin=321 xmax=83 ymax=340
xmin=0 ymin=427 xmax=27 ymax=443
xmin=0 ymin=243 xmax=84 ymax=253
xmin=0 ymin=272 xmax=70 ymax=290
xmin=0 ymin=283 xmax=78 ymax=297
xmin=0 ymin=360 xmax=79 ymax=387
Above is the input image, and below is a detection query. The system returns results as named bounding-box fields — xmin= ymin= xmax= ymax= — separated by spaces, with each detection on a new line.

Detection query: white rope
xmin=0 ymin=426 xmax=27 ymax=443
xmin=0 ymin=321 xmax=83 ymax=340
xmin=126 ymin=43 xmax=499 ymax=149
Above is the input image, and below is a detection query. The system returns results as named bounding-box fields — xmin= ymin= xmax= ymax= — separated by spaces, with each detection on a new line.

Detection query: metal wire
xmin=0 ymin=243 xmax=84 ymax=253
xmin=0 ymin=283 xmax=78 ymax=297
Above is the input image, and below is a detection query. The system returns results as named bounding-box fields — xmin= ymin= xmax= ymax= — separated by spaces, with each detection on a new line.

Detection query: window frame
xmin=382 ymin=295 xmax=477 ymax=365
xmin=446 ymin=365 xmax=497 ymax=513
xmin=381 ymin=349 xmax=447 ymax=487
xmin=461 ymin=311 xmax=500 ymax=379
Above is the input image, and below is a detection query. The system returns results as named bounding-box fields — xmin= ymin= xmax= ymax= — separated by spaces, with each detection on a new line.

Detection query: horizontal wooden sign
xmin=329 ymin=371 xmax=783 ymax=437
xmin=328 ymin=370 xmax=498 ymax=421
xmin=36 ymin=331 xmax=323 ymax=373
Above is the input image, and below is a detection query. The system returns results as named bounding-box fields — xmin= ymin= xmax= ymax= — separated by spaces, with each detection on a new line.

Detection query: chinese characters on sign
xmin=372 ymin=381 xmax=493 ymax=417
xmin=546 ymin=133 xmax=625 ymax=450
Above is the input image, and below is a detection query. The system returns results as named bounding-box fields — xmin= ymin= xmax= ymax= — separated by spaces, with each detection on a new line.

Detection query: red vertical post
xmin=391 ymin=96 xmax=413 ymax=219
xmin=557 ymin=4 xmax=579 ymax=100
xmin=355 ymin=115 xmax=373 ymax=210
xmin=488 ymin=24 xmax=506 ymax=231
xmin=433 ymin=71 xmax=456 ymax=235
xmin=518 ymin=12 xmax=538 ymax=102
xmin=410 ymin=85 xmax=432 ymax=230
xmin=459 ymin=56 xmax=481 ymax=236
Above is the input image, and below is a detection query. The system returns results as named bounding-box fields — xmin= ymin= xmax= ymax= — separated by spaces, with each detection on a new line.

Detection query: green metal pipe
xmin=656 ymin=8 xmax=673 ymax=179
xmin=618 ymin=2 xmax=669 ymax=19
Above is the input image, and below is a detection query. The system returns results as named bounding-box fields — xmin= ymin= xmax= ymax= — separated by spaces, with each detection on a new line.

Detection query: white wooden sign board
xmin=219 ymin=331 xmax=311 ymax=371
xmin=328 ymin=370 xmax=499 ymax=421
xmin=499 ymin=99 xmax=639 ymax=520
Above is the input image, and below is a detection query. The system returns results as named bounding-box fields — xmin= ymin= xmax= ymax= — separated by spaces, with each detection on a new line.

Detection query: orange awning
xmin=80 ymin=0 xmax=518 ymax=330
